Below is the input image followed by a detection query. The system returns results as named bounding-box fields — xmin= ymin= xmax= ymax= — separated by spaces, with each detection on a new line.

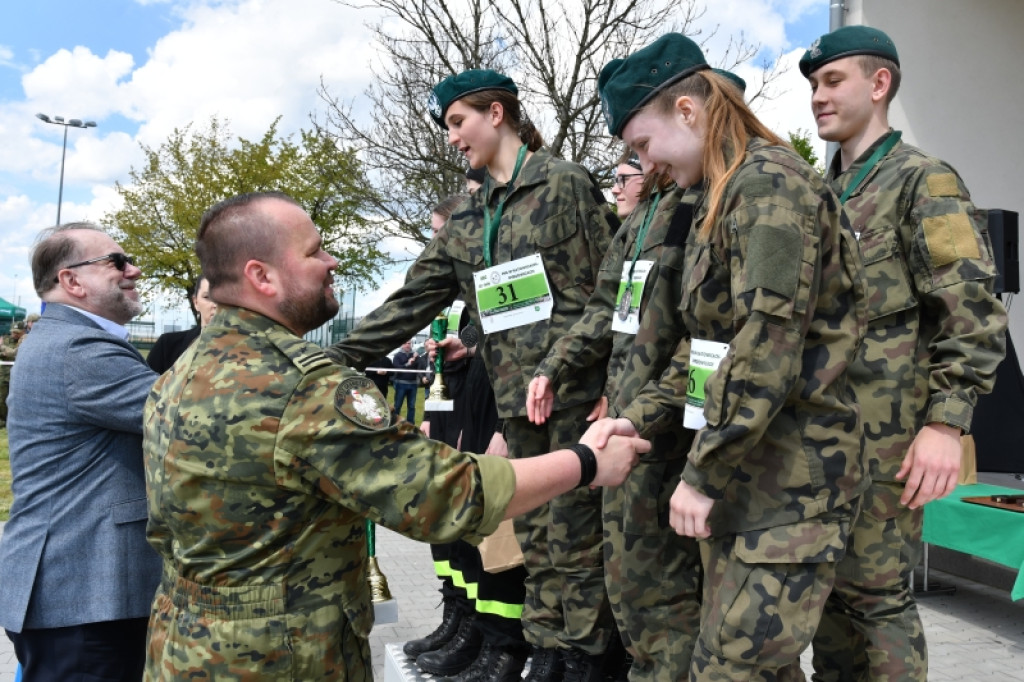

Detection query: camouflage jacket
xmin=0 ymin=335 xmax=19 ymax=362
xmin=536 ymin=185 xmax=699 ymax=460
xmin=671 ymin=139 xmax=869 ymax=537
xmin=330 ymin=148 xmax=619 ymax=418
xmin=829 ymin=133 xmax=1007 ymax=483
xmin=143 ymin=305 xmax=514 ymax=681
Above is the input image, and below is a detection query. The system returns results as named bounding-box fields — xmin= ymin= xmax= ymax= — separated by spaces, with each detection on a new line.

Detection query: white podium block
xmin=384 ymin=642 xmax=441 ymax=682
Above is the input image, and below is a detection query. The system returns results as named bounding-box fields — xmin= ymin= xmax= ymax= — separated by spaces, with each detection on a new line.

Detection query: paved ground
xmin=3 ymin=520 xmax=1024 ymax=680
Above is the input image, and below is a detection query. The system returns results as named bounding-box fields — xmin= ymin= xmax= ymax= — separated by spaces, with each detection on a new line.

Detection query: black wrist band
xmin=568 ymin=444 xmax=598 ymax=488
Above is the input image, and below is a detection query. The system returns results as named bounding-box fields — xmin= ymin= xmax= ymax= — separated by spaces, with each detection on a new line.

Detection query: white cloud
xmin=123 ymin=0 xmax=376 ymax=144
xmin=22 ymin=47 xmax=135 ymax=120
xmin=700 ymin=0 xmax=823 ymax=56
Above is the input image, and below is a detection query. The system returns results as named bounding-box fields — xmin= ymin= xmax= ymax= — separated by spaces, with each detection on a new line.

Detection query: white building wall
xmin=842 ymin=0 xmax=1024 ymax=358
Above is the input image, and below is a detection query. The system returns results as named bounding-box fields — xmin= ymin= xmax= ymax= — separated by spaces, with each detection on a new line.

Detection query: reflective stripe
xmin=451 ymin=571 xmax=478 ymax=600
xmin=433 ymin=560 xmax=454 ymax=579
xmin=475 ymin=597 xmax=524 ymax=620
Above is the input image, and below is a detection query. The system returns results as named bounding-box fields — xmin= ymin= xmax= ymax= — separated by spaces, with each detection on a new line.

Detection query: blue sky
xmin=0 ymin=0 xmax=829 ymax=328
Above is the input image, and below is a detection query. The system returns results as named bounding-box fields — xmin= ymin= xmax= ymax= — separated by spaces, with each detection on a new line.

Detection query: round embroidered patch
xmin=427 ymin=91 xmax=442 ymax=119
xmin=335 ymin=376 xmax=390 ymax=430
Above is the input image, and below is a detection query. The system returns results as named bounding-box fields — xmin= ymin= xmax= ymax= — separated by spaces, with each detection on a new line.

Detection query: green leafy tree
xmin=788 ymin=128 xmax=823 ymax=174
xmin=107 ymin=117 xmax=383 ymax=322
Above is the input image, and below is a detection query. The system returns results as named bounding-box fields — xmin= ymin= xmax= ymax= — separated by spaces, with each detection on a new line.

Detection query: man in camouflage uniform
xmin=0 ymin=321 xmax=25 ymax=428
xmin=142 ymin=191 xmax=645 ymax=681
xmin=801 ymin=26 xmax=1007 ymax=682
xmin=529 ymin=176 xmax=702 ymax=681
xmin=595 ymin=33 xmax=870 ymax=681
xmin=329 ymin=71 xmax=621 ymax=679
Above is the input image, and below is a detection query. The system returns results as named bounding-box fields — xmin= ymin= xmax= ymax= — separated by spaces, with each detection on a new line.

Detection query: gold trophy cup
xmin=424 ymin=312 xmax=455 ymax=412
xmin=365 ymin=518 xmax=393 ymax=603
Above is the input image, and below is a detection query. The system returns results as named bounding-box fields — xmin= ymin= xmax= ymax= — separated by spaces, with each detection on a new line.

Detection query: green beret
xmin=799 ymin=25 xmax=899 ymax=77
xmin=711 ymin=68 xmax=746 ymax=95
xmin=428 ymin=70 xmax=518 ymax=129
xmin=599 ymin=33 xmax=709 ymax=137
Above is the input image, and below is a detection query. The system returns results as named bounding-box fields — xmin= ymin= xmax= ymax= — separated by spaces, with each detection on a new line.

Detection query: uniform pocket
xmin=533 ymin=212 xmax=591 ymax=292
xmin=857 ymin=228 xmax=917 ymax=320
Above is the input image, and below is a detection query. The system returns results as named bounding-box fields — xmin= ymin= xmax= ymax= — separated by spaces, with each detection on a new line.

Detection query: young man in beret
xmin=801 ymin=25 xmax=1007 ymax=682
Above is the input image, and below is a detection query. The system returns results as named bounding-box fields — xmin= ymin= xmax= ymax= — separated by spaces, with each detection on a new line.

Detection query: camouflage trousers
xmin=691 ymin=508 xmax=856 ymax=682
xmin=505 ymin=405 xmax=613 ymax=655
xmin=811 ymin=481 xmax=926 ymax=682
xmin=603 ymin=455 xmax=701 ymax=681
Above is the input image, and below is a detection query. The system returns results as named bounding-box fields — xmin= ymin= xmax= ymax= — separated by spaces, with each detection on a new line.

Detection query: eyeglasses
xmin=614 ymin=173 xmax=643 ymax=188
xmin=55 ymin=253 xmax=136 ymax=282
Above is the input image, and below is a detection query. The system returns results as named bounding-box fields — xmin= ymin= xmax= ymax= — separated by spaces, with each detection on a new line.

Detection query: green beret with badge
xmin=428 ymin=69 xmax=519 ymax=129
xmin=799 ymin=25 xmax=899 ymax=77
xmin=598 ymin=33 xmax=710 ymax=137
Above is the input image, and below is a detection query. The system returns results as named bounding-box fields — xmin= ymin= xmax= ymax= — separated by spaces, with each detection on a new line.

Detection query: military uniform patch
xmin=427 ymin=91 xmax=442 ymax=119
xmin=926 ymin=173 xmax=960 ymax=198
xmin=335 ymin=376 xmax=390 ymax=430
xmin=923 ymin=213 xmax=981 ymax=267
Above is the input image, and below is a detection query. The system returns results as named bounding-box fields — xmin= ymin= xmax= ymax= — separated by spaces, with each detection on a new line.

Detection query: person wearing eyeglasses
xmin=527 ymin=147 xmax=701 ymax=680
xmin=0 ymin=223 xmax=161 ymax=682
xmin=610 ymin=155 xmax=645 ymax=219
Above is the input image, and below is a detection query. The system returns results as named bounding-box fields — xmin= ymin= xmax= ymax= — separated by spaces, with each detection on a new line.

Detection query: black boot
xmin=562 ymin=648 xmax=604 ymax=682
xmin=522 ymin=646 xmax=564 ymax=682
xmin=403 ymin=596 xmax=463 ymax=657
xmin=602 ymin=636 xmax=631 ymax=682
xmin=447 ymin=642 xmax=529 ymax=682
xmin=416 ymin=614 xmax=483 ymax=676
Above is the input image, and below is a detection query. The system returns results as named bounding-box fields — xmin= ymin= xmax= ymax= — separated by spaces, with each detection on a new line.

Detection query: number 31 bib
xmin=474 ymin=254 xmax=553 ymax=334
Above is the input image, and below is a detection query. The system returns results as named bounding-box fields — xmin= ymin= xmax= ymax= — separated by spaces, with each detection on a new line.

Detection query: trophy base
xmin=374 ymin=598 xmax=399 ymax=624
xmin=424 ymin=399 xmax=455 ymax=412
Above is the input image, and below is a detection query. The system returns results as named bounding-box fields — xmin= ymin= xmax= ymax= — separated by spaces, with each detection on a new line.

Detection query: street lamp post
xmin=35 ymin=113 xmax=97 ymax=224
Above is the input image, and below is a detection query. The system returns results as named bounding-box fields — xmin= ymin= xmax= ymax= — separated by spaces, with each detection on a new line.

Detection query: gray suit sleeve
xmin=65 ymin=334 xmax=158 ymax=434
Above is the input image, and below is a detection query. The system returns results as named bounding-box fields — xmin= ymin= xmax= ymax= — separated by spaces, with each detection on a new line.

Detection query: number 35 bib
xmin=474 ymin=254 xmax=553 ymax=334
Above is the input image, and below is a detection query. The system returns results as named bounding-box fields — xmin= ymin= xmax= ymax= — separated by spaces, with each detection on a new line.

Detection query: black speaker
xmin=972 ymin=334 xmax=1024 ymax=474
xmin=987 ymin=209 xmax=1019 ymax=294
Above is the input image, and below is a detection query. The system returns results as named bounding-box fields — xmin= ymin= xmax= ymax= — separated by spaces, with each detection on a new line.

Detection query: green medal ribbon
xmin=625 ymin=191 xmax=662 ymax=283
xmin=838 ymin=130 xmax=901 ymax=205
xmin=365 ymin=518 xmax=375 ymax=557
xmin=482 ymin=145 xmax=529 ymax=267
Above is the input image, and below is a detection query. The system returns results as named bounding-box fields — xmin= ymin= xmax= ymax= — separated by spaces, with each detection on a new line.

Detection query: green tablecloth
xmin=923 ymin=483 xmax=1024 ymax=600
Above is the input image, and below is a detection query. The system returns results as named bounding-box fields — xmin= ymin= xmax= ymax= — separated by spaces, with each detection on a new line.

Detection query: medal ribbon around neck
xmin=839 ymin=130 xmax=901 ymax=205
xmin=618 ymin=191 xmax=662 ymax=320
xmin=482 ymin=144 xmax=529 ymax=267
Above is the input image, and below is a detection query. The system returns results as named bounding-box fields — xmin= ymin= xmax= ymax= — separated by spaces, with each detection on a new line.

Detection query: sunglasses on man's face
xmin=54 ymin=253 xmax=137 ymax=283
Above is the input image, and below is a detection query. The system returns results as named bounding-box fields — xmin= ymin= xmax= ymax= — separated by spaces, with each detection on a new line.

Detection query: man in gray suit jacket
xmin=0 ymin=223 xmax=161 ymax=681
